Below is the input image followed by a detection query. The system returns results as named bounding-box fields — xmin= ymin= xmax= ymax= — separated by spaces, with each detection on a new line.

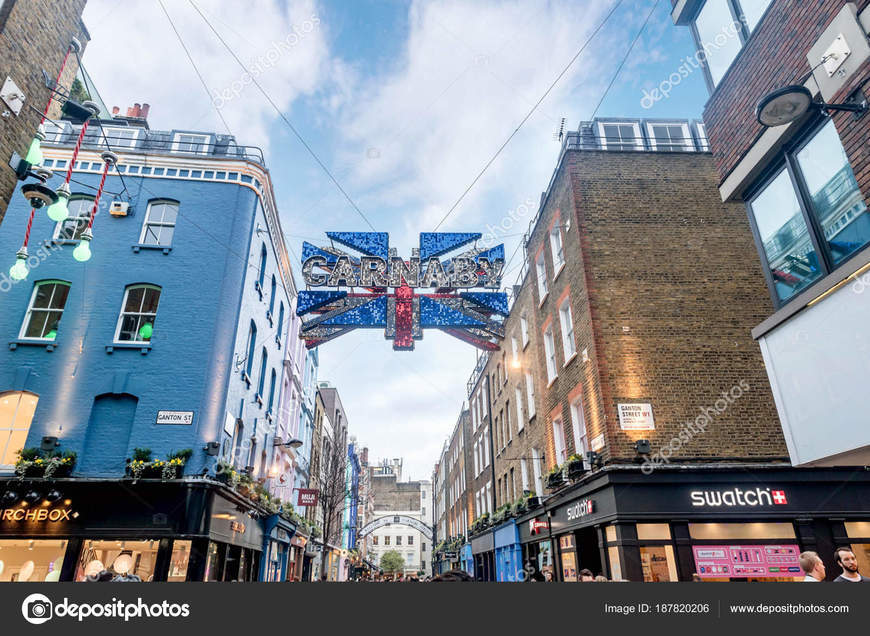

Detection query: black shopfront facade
xmin=0 ymin=478 xmax=267 ymax=582
xmin=516 ymin=466 xmax=870 ymax=582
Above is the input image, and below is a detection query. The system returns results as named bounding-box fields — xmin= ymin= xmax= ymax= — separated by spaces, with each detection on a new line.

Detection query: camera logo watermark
xmin=21 ymin=594 xmax=191 ymax=624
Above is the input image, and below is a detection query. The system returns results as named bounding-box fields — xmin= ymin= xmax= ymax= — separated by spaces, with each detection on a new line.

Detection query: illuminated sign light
xmin=1 ymin=506 xmax=78 ymax=522
xmin=565 ymin=499 xmax=594 ymax=521
xmin=298 ymin=232 xmax=508 ymax=351
xmin=528 ymin=519 xmax=548 ymax=535
xmin=689 ymin=487 xmax=788 ymax=507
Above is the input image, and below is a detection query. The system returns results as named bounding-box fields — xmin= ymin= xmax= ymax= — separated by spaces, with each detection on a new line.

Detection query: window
xmin=531 ymin=449 xmax=543 ymax=497
xmin=55 ymin=196 xmax=93 ymax=241
xmin=408 ymin=536 xmax=414 ymax=545
xmin=748 ymin=119 xmax=869 ymax=306
xmin=173 ymin=132 xmax=209 ymax=154
xmin=245 ymin=321 xmax=257 ymax=377
xmin=114 ymin=285 xmax=161 ymax=343
xmin=691 ymin=0 xmax=772 ymax=88
xmin=19 ymin=281 xmax=70 ymax=340
xmin=257 ymin=244 xmax=267 ymax=292
xmin=552 ymin=418 xmax=567 ymax=464
xmin=276 ymin=302 xmax=284 ymax=343
xmin=268 ymin=275 xmax=277 ymax=317
xmin=535 ymin=253 xmax=548 ymax=301
xmin=598 ymin=121 xmax=642 ymax=151
xmin=511 ymin=337 xmax=519 ymax=366
xmin=646 ymin=122 xmax=694 ymax=152
xmin=396 ymin=536 xmax=402 ymax=546
xmin=139 ymin=200 xmax=178 ymax=247
xmin=520 ymin=316 xmax=529 ymax=347
xmin=43 ymin=120 xmax=67 ymax=143
xmin=101 ymin=126 xmax=139 ymax=148
xmin=505 ymin=403 xmax=512 ymax=442
xmin=559 ymin=299 xmax=576 ymax=361
xmin=570 ymin=398 xmax=588 ymax=458
xmin=525 ymin=371 xmax=536 ymax=418
xmin=267 ymin=369 xmax=277 ymax=413
xmin=515 ymin=386 xmax=524 ymax=432
xmin=0 ymin=392 xmax=38 ymax=468
xmin=543 ymin=327 xmax=557 ymax=383
xmin=384 ymin=536 xmax=390 ymax=546
xmin=549 ymin=227 xmax=565 ymax=273
xmin=372 ymin=536 xmax=378 ymax=545
xmin=520 ymin=458 xmax=529 ymax=493
xmin=695 ymin=122 xmax=709 ymax=151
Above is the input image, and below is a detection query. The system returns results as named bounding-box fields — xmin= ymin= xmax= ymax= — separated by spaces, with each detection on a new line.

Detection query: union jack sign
xmin=297 ymin=232 xmax=508 ymax=351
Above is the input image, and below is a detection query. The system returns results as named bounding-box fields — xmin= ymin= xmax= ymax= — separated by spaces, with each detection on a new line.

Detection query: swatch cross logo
xmin=297 ymin=232 xmax=508 ymax=351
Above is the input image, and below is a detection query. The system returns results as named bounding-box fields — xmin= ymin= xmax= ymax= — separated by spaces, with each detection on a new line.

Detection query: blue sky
xmin=81 ymin=0 xmax=708 ymax=480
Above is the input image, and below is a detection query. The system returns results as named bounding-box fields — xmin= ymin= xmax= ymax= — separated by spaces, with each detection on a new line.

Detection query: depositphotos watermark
xmin=640 ymin=14 xmax=748 ymax=109
xmin=481 ymin=197 xmax=537 ymax=249
xmin=640 ymin=379 xmax=750 ymax=475
xmin=21 ymin=593 xmax=190 ymax=625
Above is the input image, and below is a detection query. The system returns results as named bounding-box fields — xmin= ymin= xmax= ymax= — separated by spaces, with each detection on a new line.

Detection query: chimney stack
xmin=112 ymin=106 xmax=120 ymax=115
xmin=140 ymin=103 xmax=150 ymax=119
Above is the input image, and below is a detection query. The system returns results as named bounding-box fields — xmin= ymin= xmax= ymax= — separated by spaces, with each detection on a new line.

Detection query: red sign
xmin=529 ymin=519 xmax=548 ymax=535
xmin=297 ymin=489 xmax=319 ymax=507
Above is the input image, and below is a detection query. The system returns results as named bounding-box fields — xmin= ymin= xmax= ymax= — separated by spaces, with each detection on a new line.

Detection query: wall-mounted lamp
xmin=634 ymin=439 xmax=651 ymax=457
xmin=756 ymin=85 xmax=868 ymax=127
xmin=204 ymin=441 xmax=221 ymax=456
xmin=40 ymin=436 xmax=60 ymax=452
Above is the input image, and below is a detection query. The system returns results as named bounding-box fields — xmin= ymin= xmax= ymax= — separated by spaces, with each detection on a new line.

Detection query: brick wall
xmin=702 ymin=0 xmax=870 ymax=186
xmin=0 ymin=0 xmax=89 ymax=224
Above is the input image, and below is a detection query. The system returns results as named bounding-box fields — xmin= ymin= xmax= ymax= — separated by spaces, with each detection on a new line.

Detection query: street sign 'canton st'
xmin=296 ymin=232 xmax=508 ymax=351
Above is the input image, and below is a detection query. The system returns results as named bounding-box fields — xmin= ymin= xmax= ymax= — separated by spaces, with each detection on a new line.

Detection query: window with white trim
xmin=520 ymin=316 xmax=529 ymax=347
xmin=245 ymin=321 xmax=257 ymax=377
xmin=531 ymin=448 xmax=543 ymax=497
xmin=515 ymin=386 xmax=524 ymax=432
xmin=535 ymin=253 xmax=548 ymax=301
xmin=552 ymin=418 xmax=567 ymax=464
xmin=139 ymin=200 xmax=177 ymax=247
xmin=525 ymin=371 xmax=536 ymax=419
xmin=114 ymin=284 xmax=161 ymax=343
xmin=695 ymin=122 xmax=709 ymax=151
xmin=101 ymin=126 xmax=139 ymax=148
xmin=550 ymin=227 xmax=565 ymax=273
xmin=559 ymin=299 xmax=576 ymax=361
xmin=19 ymin=280 xmax=70 ymax=341
xmin=55 ymin=196 xmax=93 ymax=241
xmin=43 ymin=120 xmax=67 ymax=143
xmin=570 ymin=398 xmax=589 ymax=458
xmin=543 ymin=326 xmax=557 ymax=382
xmin=511 ymin=337 xmax=519 ymax=365
xmin=598 ymin=121 xmax=643 ymax=151
xmin=646 ymin=122 xmax=694 ymax=152
xmin=520 ymin=458 xmax=529 ymax=493
xmin=172 ymin=132 xmax=209 ymax=154
xmin=0 ymin=392 xmax=39 ymax=468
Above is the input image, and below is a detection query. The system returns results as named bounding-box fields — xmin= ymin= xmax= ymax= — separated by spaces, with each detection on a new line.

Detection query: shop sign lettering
xmin=690 ymin=487 xmax=788 ymax=507
xmin=1 ymin=506 xmax=77 ymax=522
xmin=565 ymin=499 xmax=594 ymax=521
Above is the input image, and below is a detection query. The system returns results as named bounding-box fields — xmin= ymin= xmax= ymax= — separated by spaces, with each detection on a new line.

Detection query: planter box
xmin=526 ymin=496 xmax=541 ymax=509
xmin=547 ymin=473 xmax=566 ymax=490
xmin=567 ymin=459 xmax=586 ymax=480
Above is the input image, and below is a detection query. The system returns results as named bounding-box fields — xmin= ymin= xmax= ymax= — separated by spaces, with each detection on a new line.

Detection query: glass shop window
xmin=639 ymin=545 xmax=678 ymax=582
xmin=688 ymin=522 xmax=795 ymax=540
xmin=75 ymin=539 xmax=159 ymax=581
xmin=0 ymin=539 xmax=67 ymax=581
xmin=558 ymin=535 xmax=577 ymax=582
xmin=167 ymin=540 xmax=192 ymax=582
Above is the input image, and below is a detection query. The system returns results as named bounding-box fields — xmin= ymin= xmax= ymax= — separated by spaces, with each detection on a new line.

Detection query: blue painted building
xmin=494 ymin=520 xmax=522 ymax=582
xmin=0 ymin=112 xmax=299 ymax=582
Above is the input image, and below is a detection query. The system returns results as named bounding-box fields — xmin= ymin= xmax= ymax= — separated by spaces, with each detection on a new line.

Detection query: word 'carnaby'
xmin=302 ymin=255 xmax=505 ymax=289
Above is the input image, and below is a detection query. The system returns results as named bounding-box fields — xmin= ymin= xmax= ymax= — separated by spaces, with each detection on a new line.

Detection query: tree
xmin=314 ymin=429 xmax=349 ymax=578
xmin=69 ymin=78 xmax=90 ymax=103
xmin=380 ymin=550 xmax=405 ymax=574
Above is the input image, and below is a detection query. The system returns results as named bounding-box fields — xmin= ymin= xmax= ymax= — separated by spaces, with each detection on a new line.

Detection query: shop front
xmin=543 ymin=466 xmax=870 ymax=582
xmin=471 ymin=530 xmax=494 ymax=581
xmin=287 ymin=533 xmax=307 ymax=581
xmin=260 ymin=515 xmax=297 ymax=582
xmin=517 ymin=510 xmax=554 ymax=581
xmin=461 ymin=542 xmax=473 ymax=577
xmin=0 ymin=478 xmax=266 ymax=582
xmin=494 ymin=520 xmax=522 ymax=581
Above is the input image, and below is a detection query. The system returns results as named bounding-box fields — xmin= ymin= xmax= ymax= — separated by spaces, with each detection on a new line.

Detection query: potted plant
xmin=546 ymin=464 xmax=566 ymax=489
xmin=43 ymin=451 xmax=76 ymax=478
xmin=566 ymin=453 xmax=586 ymax=480
xmin=525 ymin=491 xmax=541 ymax=509
xmin=215 ymin=461 xmax=240 ymax=486
xmin=14 ymin=448 xmax=77 ymax=479
xmin=512 ymin=496 xmax=528 ymax=517
xmin=161 ymin=449 xmax=192 ymax=480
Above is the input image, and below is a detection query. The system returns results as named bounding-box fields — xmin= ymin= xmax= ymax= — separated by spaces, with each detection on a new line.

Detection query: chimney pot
xmin=140 ymin=103 xmax=150 ymax=119
xmin=112 ymin=106 xmax=120 ymax=115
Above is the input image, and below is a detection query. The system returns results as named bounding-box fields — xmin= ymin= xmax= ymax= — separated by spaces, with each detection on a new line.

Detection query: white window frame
xmin=520 ymin=316 xmax=529 ymax=348
xmin=138 ymin=199 xmax=178 ymax=247
xmin=535 ymin=253 xmax=549 ymax=303
xmin=53 ymin=196 xmax=94 ymax=242
xmin=113 ymin=284 xmax=161 ymax=344
xmin=531 ymin=449 xmax=543 ymax=497
xmin=552 ymin=418 xmax=567 ymax=464
xmin=515 ymin=386 xmax=524 ymax=432
xmin=520 ymin=458 xmax=529 ymax=493
xmin=172 ymin=132 xmax=210 ymax=155
xmin=505 ymin=403 xmax=512 ymax=443
xmin=525 ymin=371 xmax=536 ymax=419
xmin=695 ymin=122 xmax=709 ymax=151
xmin=570 ymin=398 xmax=589 ymax=459
xmin=549 ymin=227 xmax=565 ymax=276
xmin=43 ymin=120 xmax=68 ymax=143
xmin=597 ymin=121 xmax=643 ymax=151
xmin=559 ymin=299 xmax=576 ymax=363
xmin=18 ymin=280 xmax=70 ymax=341
xmin=0 ymin=392 xmax=39 ymax=470
xmin=511 ymin=337 xmax=519 ymax=365
xmin=544 ymin=326 xmax=557 ymax=384
xmin=645 ymin=121 xmax=694 ymax=152
xmin=101 ymin=126 xmax=140 ymax=149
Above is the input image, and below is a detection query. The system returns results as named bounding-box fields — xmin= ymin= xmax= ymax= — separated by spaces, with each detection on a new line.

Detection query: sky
xmin=80 ymin=0 xmax=708 ymax=481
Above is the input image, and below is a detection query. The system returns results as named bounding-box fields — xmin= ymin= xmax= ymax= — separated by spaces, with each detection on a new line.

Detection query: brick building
xmin=1 ymin=0 xmax=89 ymax=224
xmin=671 ymin=0 xmax=870 ymax=470
xmin=462 ymin=113 xmax=870 ymax=582
xmin=431 ymin=408 xmax=472 ymax=574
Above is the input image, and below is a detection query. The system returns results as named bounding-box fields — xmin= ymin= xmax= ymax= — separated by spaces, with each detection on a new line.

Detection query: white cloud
xmin=81 ymin=0 xmax=329 ymax=152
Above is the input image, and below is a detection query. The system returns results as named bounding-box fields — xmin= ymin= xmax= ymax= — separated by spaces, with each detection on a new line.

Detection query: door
xmin=77 ymin=394 xmax=138 ymax=476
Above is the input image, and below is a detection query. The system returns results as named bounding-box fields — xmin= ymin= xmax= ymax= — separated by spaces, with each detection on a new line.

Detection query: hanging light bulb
xmin=9 ymin=248 xmax=28 ymax=281
xmin=46 ymin=327 xmax=58 ymax=340
xmin=72 ymin=228 xmax=92 ymax=262
xmin=46 ymin=181 xmax=71 ymax=222
xmin=25 ymin=124 xmax=46 ymax=166
xmin=138 ymin=322 xmax=153 ymax=341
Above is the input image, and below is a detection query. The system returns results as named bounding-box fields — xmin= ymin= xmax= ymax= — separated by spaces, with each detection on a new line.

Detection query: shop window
xmin=75 ymin=540 xmax=159 ymax=581
xmin=607 ymin=546 xmax=622 ymax=581
xmin=168 ymin=540 xmax=191 ymax=582
xmin=849 ymin=544 xmax=870 ymax=576
xmin=639 ymin=545 xmax=678 ymax=582
xmin=204 ymin=541 xmax=222 ymax=581
xmin=0 ymin=539 xmax=67 ymax=581
xmin=0 ymin=391 xmax=38 ymax=469
xmin=636 ymin=523 xmax=672 ymax=541
xmin=688 ymin=522 xmax=795 ymax=540
xmin=845 ymin=522 xmax=870 ymax=538
xmin=748 ymin=119 xmax=870 ymax=306
xmin=559 ymin=535 xmax=578 ymax=582
xmin=605 ymin=525 xmax=617 ymax=543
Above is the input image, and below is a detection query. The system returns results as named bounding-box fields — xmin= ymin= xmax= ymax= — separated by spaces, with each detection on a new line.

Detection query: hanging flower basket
xmin=546 ymin=468 xmax=566 ymax=490
xmin=14 ymin=450 xmax=76 ymax=479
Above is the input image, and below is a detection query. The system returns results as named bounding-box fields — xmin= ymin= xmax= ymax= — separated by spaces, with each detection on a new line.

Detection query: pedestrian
xmin=594 ymin=575 xmax=608 ymax=582
xmin=691 ymin=573 xmax=703 ymax=582
xmin=430 ymin=569 xmax=474 ymax=582
xmin=833 ymin=547 xmax=870 ymax=582
xmin=526 ymin=561 xmax=545 ymax=582
xmin=579 ymin=568 xmax=594 ymax=581
xmin=799 ymin=551 xmax=825 ymax=582
xmin=320 ymin=573 xmax=328 ymax=582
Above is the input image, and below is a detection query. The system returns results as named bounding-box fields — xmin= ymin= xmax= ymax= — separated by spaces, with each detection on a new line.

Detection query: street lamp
xmin=756 ymin=84 xmax=868 ymax=127
xmin=274 ymin=438 xmax=304 ymax=449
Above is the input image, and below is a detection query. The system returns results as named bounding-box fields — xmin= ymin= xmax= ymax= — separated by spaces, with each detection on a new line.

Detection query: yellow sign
xmin=1 ymin=507 xmax=78 ymax=522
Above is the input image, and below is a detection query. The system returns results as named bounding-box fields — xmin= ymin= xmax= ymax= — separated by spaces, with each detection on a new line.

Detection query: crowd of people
xmin=799 ymin=548 xmax=869 ymax=583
